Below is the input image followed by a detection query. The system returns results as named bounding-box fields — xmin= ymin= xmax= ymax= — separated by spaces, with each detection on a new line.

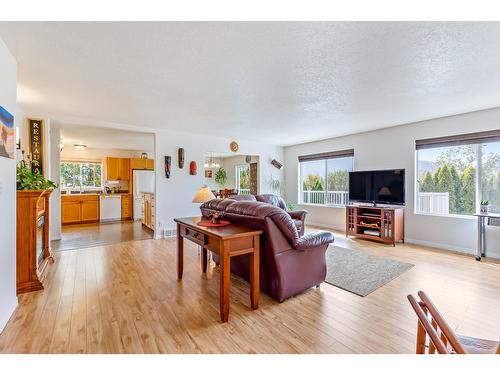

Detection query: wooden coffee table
xmin=174 ymin=216 xmax=263 ymax=322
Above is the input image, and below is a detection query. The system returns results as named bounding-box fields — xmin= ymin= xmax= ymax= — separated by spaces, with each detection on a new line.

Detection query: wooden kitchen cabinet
xmin=121 ymin=194 xmax=132 ymax=219
xmin=131 ymin=158 xmax=155 ymax=170
xmin=119 ymin=158 xmax=130 ymax=180
xmin=106 ymin=157 xmax=120 ymax=180
xmin=106 ymin=157 xmax=131 ymax=180
xmin=61 ymin=200 xmax=81 ymax=224
xmin=81 ymin=198 xmax=100 ymax=222
xmin=61 ymin=195 xmax=100 ymax=224
xmin=141 ymin=192 xmax=155 ymax=230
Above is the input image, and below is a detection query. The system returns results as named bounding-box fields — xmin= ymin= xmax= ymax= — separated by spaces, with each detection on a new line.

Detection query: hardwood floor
xmin=1 ymin=228 xmax=499 ymax=353
xmin=51 ymin=221 xmax=154 ymax=252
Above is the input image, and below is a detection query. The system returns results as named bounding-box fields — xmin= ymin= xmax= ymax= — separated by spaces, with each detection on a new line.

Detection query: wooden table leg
xmin=220 ymin=240 xmax=230 ymax=322
xmin=201 ymin=247 xmax=208 ymax=273
xmin=177 ymin=223 xmax=183 ymax=279
xmin=250 ymin=234 xmax=260 ymax=309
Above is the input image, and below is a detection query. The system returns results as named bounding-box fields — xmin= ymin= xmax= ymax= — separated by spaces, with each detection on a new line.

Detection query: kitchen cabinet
xmin=106 ymin=157 xmax=130 ymax=180
xmin=62 ymin=201 xmax=81 ymax=224
xmin=131 ymin=158 xmax=155 ymax=170
xmin=61 ymin=195 xmax=100 ymax=224
xmin=119 ymin=158 xmax=130 ymax=180
xmin=106 ymin=157 xmax=120 ymax=180
xmin=121 ymin=194 xmax=132 ymax=219
xmin=81 ymin=199 xmax=100 ymax=222
xmin=141 ymin=192 xmax=155 ymax=230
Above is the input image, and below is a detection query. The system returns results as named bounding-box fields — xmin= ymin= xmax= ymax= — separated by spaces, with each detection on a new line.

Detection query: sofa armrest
xmin=294 ymin=232 xmax=334 ymax=251
xmin=288 ymin=210 xmax=307 ymax=221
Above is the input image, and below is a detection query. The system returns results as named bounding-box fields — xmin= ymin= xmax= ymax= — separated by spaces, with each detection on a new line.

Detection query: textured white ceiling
xmin=60 ymin=125 xmax=154 ymax=152
xmin=1 ymin=22 xmax=500 ymax=146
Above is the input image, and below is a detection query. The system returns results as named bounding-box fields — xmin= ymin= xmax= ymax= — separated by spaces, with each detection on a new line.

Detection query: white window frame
xmin=60 ymin=160 xmax=103 ymax=192
xmin=235 ymin=164 xmax=250 ymax=195
xmin=298 ymin=155 xmax=354 ymax=208
xmin=415 ymin=142 xmax=493 ymax=218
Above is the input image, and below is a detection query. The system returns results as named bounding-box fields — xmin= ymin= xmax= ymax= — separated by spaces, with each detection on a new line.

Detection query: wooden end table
xmin=174 ymin=217 xmax=262 ymax=322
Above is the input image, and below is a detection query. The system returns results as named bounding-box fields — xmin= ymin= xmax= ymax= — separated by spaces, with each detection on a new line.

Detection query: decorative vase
xmin=480 ymin=204 xmax=490 ymax=214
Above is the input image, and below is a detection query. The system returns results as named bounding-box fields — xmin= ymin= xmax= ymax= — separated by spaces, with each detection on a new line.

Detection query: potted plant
xmin=17 ymin=161 xmax=57 ymax=191
xmin=214 ymin=167 xmax=227 ymax=187
xmin=480 ymin=200 xmax=490 ymax=214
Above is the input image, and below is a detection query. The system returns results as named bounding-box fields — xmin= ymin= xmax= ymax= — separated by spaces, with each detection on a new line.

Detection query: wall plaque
xmin=29 ymin=119 xmax=44 ymax=175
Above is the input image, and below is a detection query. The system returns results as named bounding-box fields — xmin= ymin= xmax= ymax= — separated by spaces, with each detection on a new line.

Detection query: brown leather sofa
xmin=231 ymin=194 xmax=307 ymax=236
xmin=200 ymin=199 xmax=334 ymax=302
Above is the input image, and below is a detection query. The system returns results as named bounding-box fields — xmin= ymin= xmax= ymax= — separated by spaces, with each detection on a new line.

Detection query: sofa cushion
xmin=256 ymin=194 xmax=287 ymax=210
xmin=231 ymin=194 xmax=257 ymax=202
xmin=201 ymin=199 xmax=300 ymax=244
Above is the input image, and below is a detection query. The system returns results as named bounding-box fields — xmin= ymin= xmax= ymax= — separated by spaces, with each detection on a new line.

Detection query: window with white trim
xmin=416 ymin=130 xmax=500 ymax=215
xmin=60 ymin=161 xmax=102 ymax=190
xmin=298 ymin=149 xmax=354 ymax=206
xmin=235 ymin=165 xmax=250 ymax=195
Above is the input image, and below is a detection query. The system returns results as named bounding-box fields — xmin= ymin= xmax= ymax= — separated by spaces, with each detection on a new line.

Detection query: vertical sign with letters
xmin=29 ymin=119 xmax=44 ymax=175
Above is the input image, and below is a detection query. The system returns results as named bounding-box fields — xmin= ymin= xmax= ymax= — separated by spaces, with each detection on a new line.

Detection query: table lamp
xmin=192 ymin=185 xmax=216 ymax=203
xmin=192 ymin=185 xmax=221 ymax=223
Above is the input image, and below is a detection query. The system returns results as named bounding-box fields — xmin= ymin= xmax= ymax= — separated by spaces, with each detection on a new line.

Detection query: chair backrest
xmin=407 ymin=291 xmax=466 ymax=354
xmin=255 ymin=194 xmax=287 ymax=210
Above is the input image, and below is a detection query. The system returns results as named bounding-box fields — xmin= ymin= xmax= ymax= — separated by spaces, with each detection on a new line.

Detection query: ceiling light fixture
xmin=204 ymin=152 xmax=220 ymax=169
xmin=74 ymin=144 xmax=87 ymax=150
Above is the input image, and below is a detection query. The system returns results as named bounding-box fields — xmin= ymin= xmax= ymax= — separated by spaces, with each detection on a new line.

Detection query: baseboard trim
xmin=405 ymin=237 xmax=500 ymax=259
xmin=307 ymin=221 xmax=345 ymax=233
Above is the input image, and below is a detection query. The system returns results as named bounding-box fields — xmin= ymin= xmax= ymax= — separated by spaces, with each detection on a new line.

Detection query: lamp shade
xmin=192 ymin=185 xmax=216 ymax=203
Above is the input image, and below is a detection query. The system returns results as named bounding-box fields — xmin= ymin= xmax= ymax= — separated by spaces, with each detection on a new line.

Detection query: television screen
xmin=349 ymin=169 xmax=405 ymax=205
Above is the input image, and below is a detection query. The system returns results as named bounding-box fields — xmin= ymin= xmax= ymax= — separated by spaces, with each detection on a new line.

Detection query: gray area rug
xmin=325 ymin=246 xmax=414 ymax=297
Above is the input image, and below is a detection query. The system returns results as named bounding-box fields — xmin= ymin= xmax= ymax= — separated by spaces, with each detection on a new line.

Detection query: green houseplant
xmin=214 ymin=168 xmax=227 ymax=187
xmin=16 ymin=161 xmax=58 ymax=191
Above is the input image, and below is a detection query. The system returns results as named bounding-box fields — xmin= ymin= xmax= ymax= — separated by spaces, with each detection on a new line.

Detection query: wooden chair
xmin=407 ymin=291 xmax=500 ymax=354
xmin=218 ymin=189 xmax=236 ymax=198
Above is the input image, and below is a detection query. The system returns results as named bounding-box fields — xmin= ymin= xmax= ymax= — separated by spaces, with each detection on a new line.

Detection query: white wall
xmin=49 ymin=124 xmax=61 ymax=241
xmin=61 ymin=147 xmax=151 ymax=160
xmin=0 ymin=38 xmax=18 ymax=332
xmin=284 ymin=107 xmax=500 ymax=259
xmin=155 ymin=130 xmax=283 ymax=238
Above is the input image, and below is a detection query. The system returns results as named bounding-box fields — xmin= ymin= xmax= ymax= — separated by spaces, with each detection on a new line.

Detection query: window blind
xmin=415 ymin=130 xmax=500 ymax=150
xmin=298 ymin=148 xmax=354 ymax=162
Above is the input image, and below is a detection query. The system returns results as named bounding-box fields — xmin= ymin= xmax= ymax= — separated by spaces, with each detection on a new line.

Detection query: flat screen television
xmin=349 ymin=169 xmax=405 ymax=205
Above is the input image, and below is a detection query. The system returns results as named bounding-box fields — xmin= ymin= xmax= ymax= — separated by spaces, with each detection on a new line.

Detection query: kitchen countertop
xmin=61 ymin=192 xmax=131 ymax=197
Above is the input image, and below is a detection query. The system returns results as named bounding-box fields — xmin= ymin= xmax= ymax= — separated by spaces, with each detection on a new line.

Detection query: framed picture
xmin=205 ymin=169 xmax=213 ymax=178
xmin=0 ymin=106 xmax=14 ymax=159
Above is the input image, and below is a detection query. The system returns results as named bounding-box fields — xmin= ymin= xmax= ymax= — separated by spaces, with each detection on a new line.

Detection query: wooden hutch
xmin=16 ymin=189 xmax=54 ymax=294
xmin=346 ymin=205 xmax=404 ymax=246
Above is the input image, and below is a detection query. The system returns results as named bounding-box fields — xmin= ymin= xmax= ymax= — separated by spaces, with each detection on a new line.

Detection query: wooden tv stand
xmin=346 ymin=205 xmax=404 ymax=246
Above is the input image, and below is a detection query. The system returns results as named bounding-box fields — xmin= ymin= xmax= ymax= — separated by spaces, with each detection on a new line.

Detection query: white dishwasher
xmin=100 ymin=195 xmax=122 ymax=222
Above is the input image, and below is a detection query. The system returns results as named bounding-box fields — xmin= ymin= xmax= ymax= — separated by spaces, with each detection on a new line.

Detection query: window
xmin=235 ymin=165 xmax=250 ymax=194
xmin=416 ymin=130 xmax=500 ymax=216
xmin=298 ymin=149 xmax=354 ymax=206
xmin=60 ymin=161 xmax=102 ymax=190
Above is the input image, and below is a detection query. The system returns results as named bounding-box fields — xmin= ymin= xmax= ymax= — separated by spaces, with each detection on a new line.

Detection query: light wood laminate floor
xmin=51 ymin=221 xmax=154 ymax=252
xmin=1 ymin=228 xmax=499 ymax=353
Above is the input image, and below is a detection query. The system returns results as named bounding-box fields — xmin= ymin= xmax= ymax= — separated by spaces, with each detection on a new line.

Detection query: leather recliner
xmin=255 ymin=194 xmax=307 ymax=236
xmin=200 ymin=199 xmax=334 ymax=302
xmin=229 ymin=194 xmax=307 ymax=236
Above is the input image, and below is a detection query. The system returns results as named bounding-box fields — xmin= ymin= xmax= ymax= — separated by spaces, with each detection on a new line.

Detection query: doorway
xmin=51 ymin=125 xmax=156 ymax=251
